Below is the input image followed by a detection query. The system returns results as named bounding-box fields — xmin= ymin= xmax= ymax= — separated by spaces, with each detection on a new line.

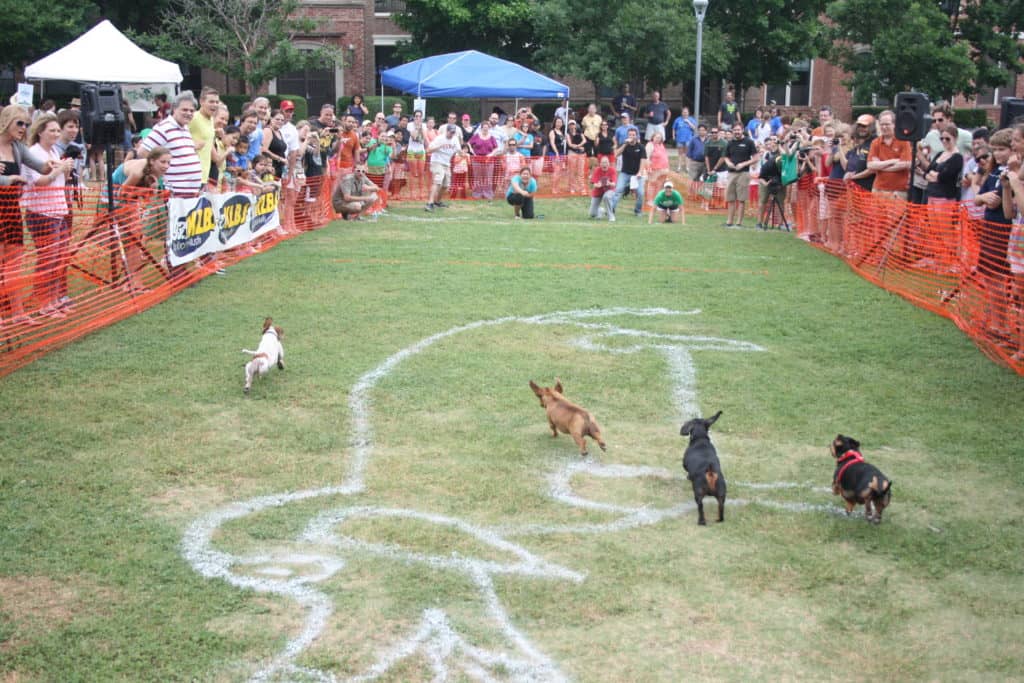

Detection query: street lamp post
xmin=693 ymin=0 xmax=709 ymax=122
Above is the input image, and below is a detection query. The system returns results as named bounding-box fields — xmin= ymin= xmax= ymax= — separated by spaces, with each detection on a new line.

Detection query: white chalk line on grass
xmin=181 ymin=307 xmax=838 ymax=682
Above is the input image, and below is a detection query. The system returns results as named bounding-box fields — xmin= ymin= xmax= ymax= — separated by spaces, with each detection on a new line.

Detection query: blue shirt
xmin=506 ymin=175 xmax=538 ymax=198
xmin=673 ymin=116 xmax=696 ymax=145
xmin=614 ymin=124 xmax=639 ymax=145
xmin=686 ymin=136 xmax=705 ymax=162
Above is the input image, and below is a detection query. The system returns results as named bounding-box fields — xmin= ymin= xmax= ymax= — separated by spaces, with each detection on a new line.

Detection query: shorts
xmin=725 ymin=171 xmax=750 ymax=202
xmin=0 ymin=188 xmax=24 ymax=246
xmin=645 ymin=123 xmax=666 ymax=140
xmin=407 ymin=150 xmax=425 ymax=160
xmin=1008 ymin=223 xmax=1024 ymax=275
xmin=584 ymin=140 xmax=597 ymax=158
xmin=430 ymin=162 xmax=451 ymax=187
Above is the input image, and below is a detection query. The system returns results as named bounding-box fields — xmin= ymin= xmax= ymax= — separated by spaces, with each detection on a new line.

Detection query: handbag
xmin=781 ymin=152 xmax=798 ymax=186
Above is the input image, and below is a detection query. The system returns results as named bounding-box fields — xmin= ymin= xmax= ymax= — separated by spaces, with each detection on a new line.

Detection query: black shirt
xmin=845 ymin=138 xmax=875 ymax=191
xmin=725 ymin=136 xmax=757 ymax=167
xmin=619 ymin=141 xmax=646 ymax=175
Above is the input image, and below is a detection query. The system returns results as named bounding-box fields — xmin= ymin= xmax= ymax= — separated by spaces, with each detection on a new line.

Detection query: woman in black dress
xmin=261 ymin=110 xmax=289 ymax=179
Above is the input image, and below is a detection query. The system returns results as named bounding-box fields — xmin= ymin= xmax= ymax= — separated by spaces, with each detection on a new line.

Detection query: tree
xmin=707 ymin=0 xmax=830 ymax=98
xmin=531 ymin=0 xmax=732 ymax=94
xmin=826 ymin=0 xmax=1021 ymax=102
xmin=0 ymin=0 xmax=94 ymax=67
xmin=392 ymin=0 xmax=538 ymax=65
xmin=143 ymin=0 xmax=340 ymax=94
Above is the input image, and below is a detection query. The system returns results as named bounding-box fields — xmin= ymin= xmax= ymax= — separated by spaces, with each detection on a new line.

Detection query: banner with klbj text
xmin=166 ymin=190 xmax=280 ymax=266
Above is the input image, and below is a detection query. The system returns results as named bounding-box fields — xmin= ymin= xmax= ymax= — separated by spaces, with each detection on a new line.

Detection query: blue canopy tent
xmin=380 ymin=50 xmax=569 ymax=100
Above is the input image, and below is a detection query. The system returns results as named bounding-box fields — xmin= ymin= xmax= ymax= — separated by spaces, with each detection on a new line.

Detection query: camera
xmin=832 ymin=138 xmax=840 ymax=146
xmin=62 ymin=145 xmax=82 ymax=160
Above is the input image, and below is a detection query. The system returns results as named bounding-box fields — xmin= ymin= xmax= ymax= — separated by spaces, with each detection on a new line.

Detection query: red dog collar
xmin=834 ymin=450 xmax=864 ymax=486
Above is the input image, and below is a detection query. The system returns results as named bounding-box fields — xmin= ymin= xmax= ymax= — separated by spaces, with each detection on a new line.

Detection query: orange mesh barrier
xmin=4 ymin=161 xmax=1019 ymax=376
xmin=790 ymin=179 xmax=1024 ymax=374
xmin=0 ymin=175 xmax=335 ymax=377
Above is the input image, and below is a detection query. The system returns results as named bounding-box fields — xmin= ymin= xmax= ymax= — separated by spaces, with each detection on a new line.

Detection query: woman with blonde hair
xmin=1 ymin=106 xmax=59 ymax=325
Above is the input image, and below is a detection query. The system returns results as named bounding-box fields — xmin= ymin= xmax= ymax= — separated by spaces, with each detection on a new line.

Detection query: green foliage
xmin=707 ymin=0 xmax=831 ymax=92
xmin=951 ymin=108 xmax=993 ymax=129
xmin=826 ymin=0 xmax=1015 ymax=101
xmin=393 ymin=0 xmax=538 ymax=65
xmin=532 ymin=0 xmax=731 ymax=91
xmin=269 ymin=94 xmax=308 ymax=121
xmin=346 ymin=95 xmax=411 ymax=118
xmin=142 ymin=0 xmax=341 ymax=94
xmin=0 ymin=0 xmax=95 ymax=66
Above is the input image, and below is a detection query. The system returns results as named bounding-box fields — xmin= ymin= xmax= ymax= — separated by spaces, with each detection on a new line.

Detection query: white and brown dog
xmin=243 ymin=317 xmax=285 ymax=394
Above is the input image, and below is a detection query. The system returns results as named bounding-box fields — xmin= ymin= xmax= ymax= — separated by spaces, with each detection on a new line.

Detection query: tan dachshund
xmin=529 ymin=379 xmax=606 ymax=457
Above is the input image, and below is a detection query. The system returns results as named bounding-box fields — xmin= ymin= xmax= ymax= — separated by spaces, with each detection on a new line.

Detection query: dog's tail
xmin=241 ymin=349 xmax=258 ymax=356
xmin=705 ymin=467 xmax=719 ymax=491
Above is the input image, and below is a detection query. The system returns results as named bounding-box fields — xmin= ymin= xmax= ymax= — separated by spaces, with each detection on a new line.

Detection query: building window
xmin=765 ymin=60 xmax=812 ymax=107
xmin=374 ymin=0 xmax=406 ymax=14
xmin=976 ymin=68 xmax=1016 ymax=106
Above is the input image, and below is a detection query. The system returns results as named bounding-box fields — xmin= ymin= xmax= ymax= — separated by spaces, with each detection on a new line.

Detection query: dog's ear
xmin=274 ymin=325 xmax=284 ymax=339
xmin=262 ymin=317 xmax=273 ymax=332
xmin=848 ymin=436 xmax=860 ymax=451
xmin=553 ymin=379 xmax=564 ymax=395
xmin=680 ymin=420 xmax=693 ymax=436
xmin=529 ymin=380 xmax=542 ymax=397
xmin=706 ymin=410 xmax=722 ymax=426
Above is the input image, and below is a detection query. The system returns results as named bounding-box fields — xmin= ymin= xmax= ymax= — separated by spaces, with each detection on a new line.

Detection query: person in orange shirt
xmin=867 ymin=110 xmax=912 ymax=199
xmin=334 ymin=115 xmax=361 ymax=174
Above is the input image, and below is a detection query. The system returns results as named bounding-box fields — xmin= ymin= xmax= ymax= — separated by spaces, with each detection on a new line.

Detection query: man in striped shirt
xmin=142 ymin=90 xmax=203 ymax=198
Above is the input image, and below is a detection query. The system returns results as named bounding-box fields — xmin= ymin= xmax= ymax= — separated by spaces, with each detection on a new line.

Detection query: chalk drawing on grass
xmin=181 ymin=308 xmax=839 ymax=682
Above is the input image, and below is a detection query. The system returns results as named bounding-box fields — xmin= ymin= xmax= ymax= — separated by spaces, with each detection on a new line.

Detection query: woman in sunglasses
xmin=0 ymin=105 xmax=57 ymax=327
xmin=922 ymin=123 xmax=964 ymax=204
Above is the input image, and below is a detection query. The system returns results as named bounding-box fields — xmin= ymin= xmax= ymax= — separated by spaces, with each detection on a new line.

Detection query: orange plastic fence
xmin=789 ymin=178 xmax=1023 ymax=373
xmin=2 ymin=162 xmax=1021 ymax=377
xmin=0 ymin=176 xmax=334 ymax=377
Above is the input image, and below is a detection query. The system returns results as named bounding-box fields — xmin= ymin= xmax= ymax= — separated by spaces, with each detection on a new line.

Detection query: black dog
xmin=831 ymin=434 xmax=892 ymax=524
xmin=680 ymin=411 xmax=726 ymax=525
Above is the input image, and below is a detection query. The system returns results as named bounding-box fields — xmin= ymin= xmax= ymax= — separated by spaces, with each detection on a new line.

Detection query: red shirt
xmin=335 ymin=130 xmax=361 ymax=170
xmin=590 ymin=167 xmax=616 ymax=198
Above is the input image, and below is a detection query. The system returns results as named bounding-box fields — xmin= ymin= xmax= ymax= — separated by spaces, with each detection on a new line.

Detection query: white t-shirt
xmin=428 ymin=133 xmax=461 ymax=166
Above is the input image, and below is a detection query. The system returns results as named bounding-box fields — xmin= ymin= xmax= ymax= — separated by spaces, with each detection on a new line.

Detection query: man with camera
xmin=756 ymin=136 xmax=787 ymax=230
xmin=721 ymin=124 xmax=758 ymax=228
xmin=309 ymin=104 xmax=341 ymax=168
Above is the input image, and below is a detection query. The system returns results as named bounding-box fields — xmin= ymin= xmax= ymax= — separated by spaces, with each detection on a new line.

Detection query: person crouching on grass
xmin=506 ymin=167 xmax=537 ymax=219
xmin=649 ymin=180 xmax=685 ymax=224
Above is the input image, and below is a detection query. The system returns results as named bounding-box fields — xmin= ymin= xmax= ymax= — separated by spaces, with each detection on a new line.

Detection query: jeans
xmin=611 ymin=173 xmax=644 ymax=214
xmin=589 ymin=191 xmax=616 ymax=217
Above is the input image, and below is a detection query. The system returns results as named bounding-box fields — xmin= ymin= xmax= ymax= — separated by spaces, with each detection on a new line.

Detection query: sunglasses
xmin=977 ymin=154 xmax=990 ymax=160
xmin=940 ymin=136 xmax=953 ymax=142
xmin=14 ymin=121 xmax=29 ymax=128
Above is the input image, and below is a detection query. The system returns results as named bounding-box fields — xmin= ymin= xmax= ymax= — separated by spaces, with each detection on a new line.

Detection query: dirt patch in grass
xmin=0 ymin=575 xmax=118 ymax=652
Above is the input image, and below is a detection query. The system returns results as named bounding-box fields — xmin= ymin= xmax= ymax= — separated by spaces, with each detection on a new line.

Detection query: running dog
xmin=243 ymin=317 xmax=285 ymax=394
xmin=830 ymin=434 xmax=892 ymax=524
xmin=680 ymin=411 xmax=726 ymax=525
xmin=529 ymin=379 xmax=606 ymax=457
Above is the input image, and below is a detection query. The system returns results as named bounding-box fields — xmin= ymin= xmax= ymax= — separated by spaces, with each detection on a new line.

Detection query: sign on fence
xmin=166 ymin=190 xmax=280 ymax=266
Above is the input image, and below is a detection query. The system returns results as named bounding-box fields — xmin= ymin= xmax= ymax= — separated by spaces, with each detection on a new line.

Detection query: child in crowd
xmin=236 ymin=153 xmax=278 ymax=193
xmin=451 ymin=144 xmax=469 ymax=199
xmin=227 ymin=138 xmax=251 ymax=177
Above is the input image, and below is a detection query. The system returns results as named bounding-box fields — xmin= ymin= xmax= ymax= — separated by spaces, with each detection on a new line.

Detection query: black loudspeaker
xmin=80 ymin=83 xmax=125 ymax=146
xmin=894 ymin=92 xmax=930 ymax=141
xmin=1000 ymin=98 xmax=1024 ymax=128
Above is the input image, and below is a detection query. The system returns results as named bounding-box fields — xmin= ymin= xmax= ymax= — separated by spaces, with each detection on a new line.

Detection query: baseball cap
xmin=856 ymin=114 xmax=875 ymax=126
xmin=462 ymin=114 xmax=470 ymax=121
xmin=446 ymin=123 xmax=458 ymax=132
xmin=280 ymin=100 xmax=295 ymax=111
xmin=663 ymin=180 xmax=673 ymax=188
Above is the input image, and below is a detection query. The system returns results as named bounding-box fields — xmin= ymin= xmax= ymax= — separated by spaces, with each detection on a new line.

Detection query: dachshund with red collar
xmin=830 ymin=434 xmax=892 ymax=524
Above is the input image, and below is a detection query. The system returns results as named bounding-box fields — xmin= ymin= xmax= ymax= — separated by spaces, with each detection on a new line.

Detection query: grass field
xmin=1 ymin=198 xmax=1023 ymax=682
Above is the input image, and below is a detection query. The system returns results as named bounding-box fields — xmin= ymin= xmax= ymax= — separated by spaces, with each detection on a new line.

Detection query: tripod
xmin=759 ymin=182 xmax=789 ymax=230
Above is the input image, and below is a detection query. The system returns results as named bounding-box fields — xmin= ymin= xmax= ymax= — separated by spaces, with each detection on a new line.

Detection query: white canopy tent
xmin=25 ymin=20 xmax=183 ymax=84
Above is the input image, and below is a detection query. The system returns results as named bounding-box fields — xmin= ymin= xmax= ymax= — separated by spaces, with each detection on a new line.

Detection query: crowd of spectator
xmin=2 ymin=87 xmax=1023 ymax=361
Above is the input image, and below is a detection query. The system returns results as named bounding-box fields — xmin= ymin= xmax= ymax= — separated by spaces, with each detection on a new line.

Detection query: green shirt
xmin=654 ymin=190 xmax=684 ymax=209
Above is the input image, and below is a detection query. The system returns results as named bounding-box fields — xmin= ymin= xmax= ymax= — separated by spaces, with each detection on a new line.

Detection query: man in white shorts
xmin=426 ymin=124 xmax=461 ymax=211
